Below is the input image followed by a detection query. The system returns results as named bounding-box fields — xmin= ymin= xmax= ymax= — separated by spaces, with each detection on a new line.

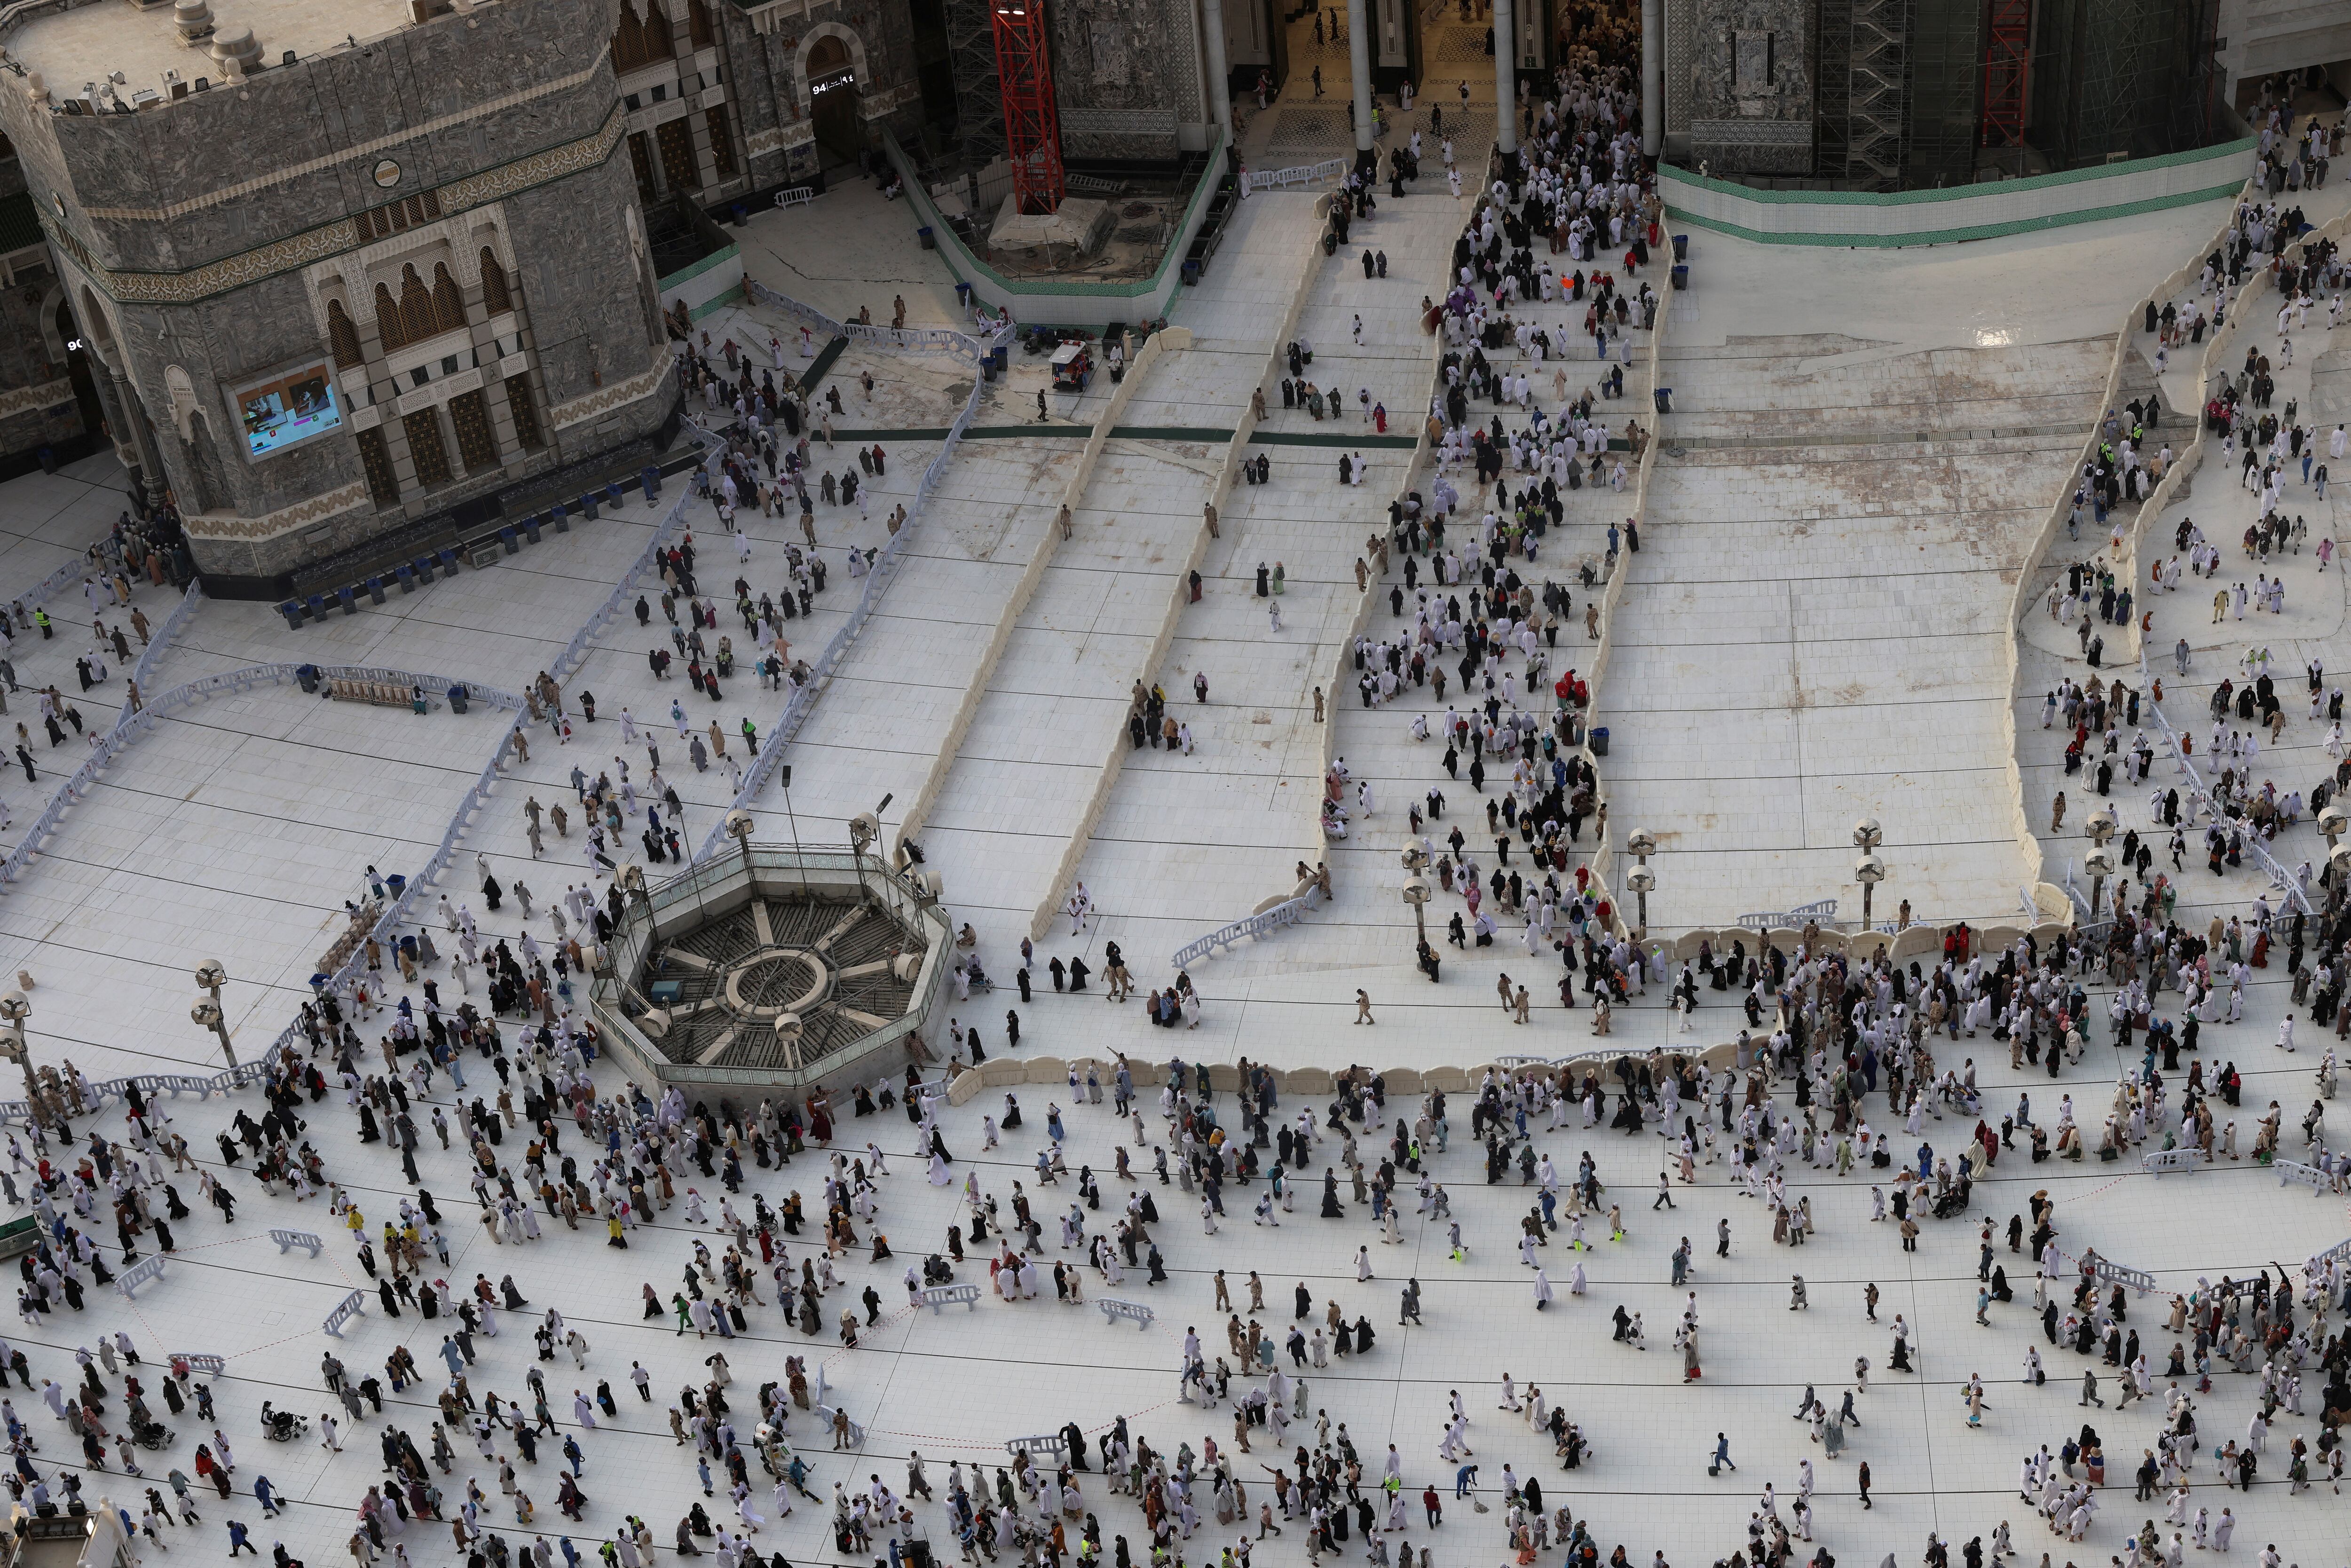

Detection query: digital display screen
xmin=232 ymin=362 xmax=343 ymax=459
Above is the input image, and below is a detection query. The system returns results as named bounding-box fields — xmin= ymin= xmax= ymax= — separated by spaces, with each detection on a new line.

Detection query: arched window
xmin=398 ymin=264 xmax=435 ymax=345
xmin=614 ymin=1 xmax=647 ymax=71
xmin=480 ymin=248 xmax=512 ymax=316
xmin=641 ymin=0 xmax=676 ymax=58
xmin=373 ymin=281 xmax=406 ymax=353
xmin=431 ymin=263 xmax=466 ymax=335
xmin=327 ymin=298 xmax=364 ymax=368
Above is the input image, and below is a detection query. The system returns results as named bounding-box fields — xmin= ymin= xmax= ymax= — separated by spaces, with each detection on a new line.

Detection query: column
xmin=1347 ymin=0 xmax=1374 ymax=160
xmin=1492 ymin=0 xmax=1517 ymax=158
xmin=1641 ymin=0 xmax=1661 ymax=158
xmin=1199 ymin=0 xmax=1233 ymax=152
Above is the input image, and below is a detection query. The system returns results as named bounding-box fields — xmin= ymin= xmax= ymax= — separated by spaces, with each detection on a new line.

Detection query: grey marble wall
xmin=1680 ymin=0 xmax=1815 ymax=174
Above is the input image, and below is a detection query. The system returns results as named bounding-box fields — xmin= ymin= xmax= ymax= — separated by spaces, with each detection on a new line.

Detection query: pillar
xmin=1347 ymin=0 xmax=1374 ymax=159
xmin=1641 ymin=0 xmax=1661 ymax=158
xmin=1492 ymin=0 xmax=1517 ymax=158
xmin=1200 ymin=0 xmax=1233 ymax=150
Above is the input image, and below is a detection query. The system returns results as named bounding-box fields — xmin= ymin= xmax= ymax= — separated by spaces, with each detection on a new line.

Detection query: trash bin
xmin=991 ymin=345 xmax=1009 ymax=374
xmin=1654 ymin=386 xmax=1673 ymax=415
xmin=437 ymin=548 xmax=460 ymax=579
xmin=305 ymin=594 xmax=326 ymax=622
xmin=447 ymin=685 xmax=469 ymax=715
xmin=1672 ymin=233 xmax=1689 ymax=262
xmin=296 ymin=663 xmax=320 ymax=694
xmin=1590 ymin=726 xmax=1609 ymax=756
xmin=641 ymin=464 xmax=661 ymax=502
xmin=394 ymin=565 xmax=416 ymax=594
xmin=523 ymin=514 xmax=542 ymax=545
xmin=580 ymin=491 xmax=600 ymax=521
xmin=552 ymin=503 xmax=570 ymax=534
xmin=1671 ymin=263 xmax=1689 ymax=291
xmin=732 ymin=202 xmax=749 ymax=228
xmin=917 ymin=225 xmax=936 ymax=250
xmin=605 ymin=481 xmax=624 ymax=510
xmin=337 ymin=585 xmax=358 ymax=616
xmin=955 ymin=282 xmax=973 ymax=311
xmin=278 ymin=601 xmax=306 ymax=630
xmin=498 ymin=526 xmax=520 ymax=555
xmin=365 ymin=575 xmax=386 ymax=606
xmin=1182 ymin=260 xmax=1202 ymax=286
xmin=385 ymin=874 xmax=407 ymax=899
xmin=980 ymin=357 xmax=996 ymax=382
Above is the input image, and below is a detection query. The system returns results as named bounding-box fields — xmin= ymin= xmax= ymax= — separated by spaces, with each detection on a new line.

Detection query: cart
xmin=1049 ymin=342 xmax=1094 ymax=392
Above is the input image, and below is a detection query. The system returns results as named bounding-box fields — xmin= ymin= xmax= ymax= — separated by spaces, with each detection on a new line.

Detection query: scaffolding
xmin=2069 ymin=0 xmax=2177 ymax=163
xmin=1815 ymin=0 xmax=1854 ymax=177
xmin=1906 ymin=0 xmax=1980 ymax=185
xmin=1845 ymin=0 xmax=1909 ymax=186
xmin=1979 ymin=0 xmax=2028 ymax=151
xmin=2167 ymin=0 xmax=2219 ymax=155
xmin=992 ymin=0 xmax=1066 ymax=213
xmin=945 ymin=0 xmax=1005 ymax=161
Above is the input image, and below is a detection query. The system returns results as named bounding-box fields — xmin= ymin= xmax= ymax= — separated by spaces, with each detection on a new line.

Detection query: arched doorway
xmin=55 ymin=298 xmax=109 ymax=462
xmin=807 ymin=36 xmax=861 ymax=170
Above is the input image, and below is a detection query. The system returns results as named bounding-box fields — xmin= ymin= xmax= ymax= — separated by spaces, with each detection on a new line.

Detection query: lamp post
xmin=725 ymin=808 xmax=756 ymax=876
xmin=1402 ymin=874 xmax=1431 ymax=946
xmin=2085 ymin=806 xmax=2117 ymax=851
xmin=1625 ymin=828 xmax=1656 ymax=939
xmin=2084 ymin=847 xmax=2116 ymax=922
xmin=1852 ymin=818 xmax=1884 ymax=931
xmin=0 ymin=992 xmax=32 ymax=1103
xmin=2321 ymin=804 xmax=2347 ymax=859
xmin=192 ymin=960 xmax=235 ymax=1066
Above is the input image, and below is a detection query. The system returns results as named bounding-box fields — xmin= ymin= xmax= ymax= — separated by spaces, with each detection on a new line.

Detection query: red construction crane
xmin=1980 ymin=0 xmax=2030 ymax=151
xmin=992 ymin=0 xmax=1065 ymax=214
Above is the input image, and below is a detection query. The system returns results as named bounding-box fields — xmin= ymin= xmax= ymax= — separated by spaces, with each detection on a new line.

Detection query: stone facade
xmin=0 ymin=149 xmax=90 ymax=475
xmin=1671 ymin=0 xmax=1816 ymax=175
xmin=0 ymin=0 xmax=929 ymax=586
xmin=1052 ymin=0 xmax=1207 ymax=160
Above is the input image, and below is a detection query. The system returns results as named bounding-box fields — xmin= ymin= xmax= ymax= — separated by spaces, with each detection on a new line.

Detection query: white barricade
xmin=116 ymin=1255 xmax=166 ymax=1300
xmin=917 ymin=1284 xmax=981 ymax=1315
xmin=171 ymin=1354 xmax=224 ymax=1377
xmin=2274 ymin=1159 xmax=2329 ymax=1193
xmin=1006 ymin=1433 xmax=1070 ymax=1464
xmin=269 ymin=1229 xmax=324 ymax=1257
xmin=817 ymin=1402 xmax=866 ymax=1446
xmin=2142 ymin=1148 xmax=2203 ymax=1177
xmin=322 ymin=1290 xmax=366 ymax=1338
xmin=1098 ymin=1298 xmax=1155 ymax=1332
xmin=2082 ymin=1253 xmax=2155 ymax=1298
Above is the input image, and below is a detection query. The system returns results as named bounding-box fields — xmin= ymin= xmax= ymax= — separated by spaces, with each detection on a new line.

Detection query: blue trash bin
xmin=305 ymin=594 xmax=326 ymax=622
xmin=605 ymin=481 xmax=624 ymax=510
xmin=641 ymin=464 xmax=661 ymax=502
xmin=552 ymin=503 xmax=570 ymax=534
xmin=385 ymin=873 xmax=407 ymax=899
xmin=955 ymin=282 xmax=973 ymax=311
xmin=394 ymin=565 xmax=416 ymax=593
xmin=1671 ymin=263 xmax=1689 ymax=291
xmin=296 ymin=663 xmax=320 ymax=693
xmin=580 ymin=491 xmax=600 ymax=521
xmin=499 ymin=526 xmax=519 ymax=555
xmin=337 ymin=585 xmax=358 ymax=616
xmin=523 ymin=515 xmax=542 ymax=544
xmin=1591 ymin=726 xmax=1609 ymax=756
xmin=278 ymin=601 xmax=306 ymax=630
xmin=1182 ymin=260 xmax=1202 ymax=286
xmin=991 ymin=345 xmax=1009 ymax=374
xmin=1654 ymin=386 xmax=1673 ymax=415
xmin=447 ymin=685 xmax=469 ymax=715
xmin=365 ymin=575 xmax=386 ymax=605
xmin=437 ymin=548 xmax=460 ymax=579
xmin=1672 ymin=233 xmax=1688 ymax=262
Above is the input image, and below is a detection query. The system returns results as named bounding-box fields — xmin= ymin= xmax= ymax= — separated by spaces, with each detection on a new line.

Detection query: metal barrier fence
xmin=740 ymin=277 xmax=1009 ymax=369
xmin=0 ymin=1055 xmax=276 ymax=1128
xmin=1734 ymin=899 xmax=1839 ymax=932
xmin=1242 ymin=159 xmax=1349 ymax=195
xmin=1171 ymin=890 xmax=1321 ymax=969
xmin=774 ymin=188 xmax=816 ymax=210
xmin=129 ymin=582 xmax=205 ymax=694
xmin=692 ymin=284 xmax=999 ymax=861
xmin=2136 ymin=641 xmax=2315 ymax=920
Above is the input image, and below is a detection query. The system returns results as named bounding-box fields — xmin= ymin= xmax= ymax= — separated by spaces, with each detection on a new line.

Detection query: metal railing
xmin=1242 ymin=158 xmax=1349 ymax=195
xmin=128 ymin=582 xmax=204 ymax=694
xmin=693 ymin=284 xmax=998 ymax=861
xmin=1171 ymin=889 xmax=1322 ymax=969
xmin=740 ymin=276 xmax=1009 ymax=368
xmin=1734 ymin=899 xmax=1838 ymax=932
xmin=0 ymin=1056 xmax=278 ymax=1129
xmin=2135 ymin=641 xmax=2315 ymax=920
xmin=774 ymin=188 xmax=817 ymax=210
